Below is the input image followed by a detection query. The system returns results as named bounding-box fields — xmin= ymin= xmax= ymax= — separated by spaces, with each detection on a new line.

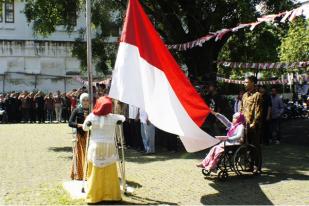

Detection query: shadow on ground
xmin=48 ymin=146 xmax=72 ymax=153
xmin=90 ymin=196 xmax=177 ymax=205
xmin=200 ymin=143 xmax=309 ymax=205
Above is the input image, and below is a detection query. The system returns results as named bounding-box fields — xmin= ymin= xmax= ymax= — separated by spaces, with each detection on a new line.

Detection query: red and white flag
xmin=109 ymin=0 xmax=219 ymax=152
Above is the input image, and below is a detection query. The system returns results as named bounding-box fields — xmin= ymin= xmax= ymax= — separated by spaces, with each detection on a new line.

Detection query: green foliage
xmin=218 ymin=23 xmax=288 ymax=79
xmin=279 ymin=18 xmax=309 ymax=63
xmin=23 ymin=0 xmax=121 ymax=74
xmin=23 ymin=0 xmax=295 ymax=79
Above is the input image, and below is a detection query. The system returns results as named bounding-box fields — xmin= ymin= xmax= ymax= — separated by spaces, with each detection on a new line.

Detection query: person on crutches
xmin=82 ymin=96 xmax=125 ymax=204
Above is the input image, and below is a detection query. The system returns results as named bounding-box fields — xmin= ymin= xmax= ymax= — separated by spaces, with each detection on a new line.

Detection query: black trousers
xmin=30 ymin=108 xmax=36 ymax=123
xmin=62 ymin=108 xmax=71 ymax=122
xmin=163 ymin=130 xmax=178 ymax=152
xmin=37 ymin=108 xmax=45 ymax=123
xmin=128 ymin=120 xmax=143 ymax=150
xmin=22 ymin=108 xmax=30 ymax=122
xmin=261 ymin=119 xmax=272 ymax=144
xmin=123 ymin=120 xmax=132 ymax=147
xmin=247 ymin=126 xmax=262 ymax=171
xmin=271 ymin=118 xmax=281 ymax=141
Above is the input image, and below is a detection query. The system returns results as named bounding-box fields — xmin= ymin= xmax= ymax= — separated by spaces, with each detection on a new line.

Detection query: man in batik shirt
xmin=240 ymin=76 xmax=263 ymax=173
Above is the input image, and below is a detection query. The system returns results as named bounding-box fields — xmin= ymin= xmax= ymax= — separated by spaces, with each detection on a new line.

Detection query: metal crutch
xmin=115 ymin=121 xmax=127 ymax=194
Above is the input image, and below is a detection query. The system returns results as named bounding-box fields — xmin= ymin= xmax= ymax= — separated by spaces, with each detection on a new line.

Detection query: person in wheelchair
xmin=196 ymin=111 xmax=245 ymax=171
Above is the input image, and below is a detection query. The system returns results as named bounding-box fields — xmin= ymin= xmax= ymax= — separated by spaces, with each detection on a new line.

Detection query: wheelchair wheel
xmin=218 ymin=171 xmax=228 ymax=181
xmin=202 ymin=169 xmax=211 ymax=176
xmin=233 ymin=144 xmax=259 ymax=176
xmin=218 ymin=152 xmax=234 ymax=172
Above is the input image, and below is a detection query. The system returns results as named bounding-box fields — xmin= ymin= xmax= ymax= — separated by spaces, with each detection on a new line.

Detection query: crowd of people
xmin=0 ymin=88 xmax=90 ymax=124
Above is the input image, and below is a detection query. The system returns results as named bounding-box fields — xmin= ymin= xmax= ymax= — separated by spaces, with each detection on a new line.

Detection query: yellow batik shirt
xmin=240 ymin=91 xmax=263 ymax=128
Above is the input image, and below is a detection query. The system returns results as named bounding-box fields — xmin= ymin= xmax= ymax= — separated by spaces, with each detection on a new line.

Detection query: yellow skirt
xmin=86 ymin=162 xmax=121 ymax=203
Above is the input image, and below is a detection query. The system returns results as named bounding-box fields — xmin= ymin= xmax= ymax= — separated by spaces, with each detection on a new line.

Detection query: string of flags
xmin=167 ymin=4 xmax=309 ymax=51
xmin=216 ymin=61 xmax=309 ymax=69
xmin=217 ymin=77 xmax=288 ymax=85
xmin=73 ymin=76 xmax=89 ymax=86
xmin=73 ymin=76 xmax=111 ymax=86
xmin=217 ymin=73 xmax=308 ymax=85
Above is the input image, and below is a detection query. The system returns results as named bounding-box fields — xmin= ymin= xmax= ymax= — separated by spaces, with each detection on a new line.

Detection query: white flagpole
xmin=86 ymin=0 xmax=93 ymax=110
xmin=81 ymin=0 xmax=93 ymax=194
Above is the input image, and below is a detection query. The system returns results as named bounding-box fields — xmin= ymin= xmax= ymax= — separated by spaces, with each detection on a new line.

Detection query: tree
xmin=279 ymin=18 xmax=309 ymax=64
xmin=23 ymin=0 xmax=122 ymax=75
xmin=217 ymin=24 xmax=288 ymax=79
xmin=23 ymin=0 xmax=295 ymax=80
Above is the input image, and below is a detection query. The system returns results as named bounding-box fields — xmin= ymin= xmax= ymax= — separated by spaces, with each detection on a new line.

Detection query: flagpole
xmin=81 ymin=0 xmax=93 ymax=194
xmin=86 ymin=0 xmax=93 ymax=110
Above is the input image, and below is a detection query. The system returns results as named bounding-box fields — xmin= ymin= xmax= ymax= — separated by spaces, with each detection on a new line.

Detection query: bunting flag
xmin=217 ymin=61 xmax=309 ymax=69
xmin=216 ymin=77 xmax=289 ymax=85
xmin=73 ymin=76 xmax=88 ymax=86
xmin=216 ymin=75 xmax=308 ymax=85
xmin=73 ymin=76 xmax=111 ymax=86
xmin=167 ymin=4 xmax=309 ymax=51
xmin=109 ymin=0 xmax=219 ymax=152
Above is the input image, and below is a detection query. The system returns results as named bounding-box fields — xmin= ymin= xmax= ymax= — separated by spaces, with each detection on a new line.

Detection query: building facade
xmin=0 ymin=0 xmax=86 ymax=92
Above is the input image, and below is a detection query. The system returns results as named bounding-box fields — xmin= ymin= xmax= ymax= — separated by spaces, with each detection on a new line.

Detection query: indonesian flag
xmin=109 ymin=0 xmax=219 ymax=152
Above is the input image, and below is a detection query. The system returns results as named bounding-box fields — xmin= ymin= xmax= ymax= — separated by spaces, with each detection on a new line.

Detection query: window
xmin=0 ymin=2 xmax=3 ymax=22
xmin=5 ymin=0 xmax=14 ymax=23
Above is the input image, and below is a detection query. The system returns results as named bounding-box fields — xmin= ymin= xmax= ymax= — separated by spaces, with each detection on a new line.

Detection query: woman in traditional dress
xmin=83 ymin=96 xmax=125 ymax=203
xmin=68 ymin=93 xmax=90 ymax=180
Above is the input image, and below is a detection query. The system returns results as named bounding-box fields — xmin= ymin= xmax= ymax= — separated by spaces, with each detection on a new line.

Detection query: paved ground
xmin=0 ymin=119 xmax=308 ymax=205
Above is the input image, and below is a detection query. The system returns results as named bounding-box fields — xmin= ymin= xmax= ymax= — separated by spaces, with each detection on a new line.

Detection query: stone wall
xmin=0 ymin=40 xmax=84 ymax=92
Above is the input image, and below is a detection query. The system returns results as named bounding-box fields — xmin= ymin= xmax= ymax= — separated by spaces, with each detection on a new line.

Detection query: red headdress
xmin=93 ymin=96 xmax=113 ymax=116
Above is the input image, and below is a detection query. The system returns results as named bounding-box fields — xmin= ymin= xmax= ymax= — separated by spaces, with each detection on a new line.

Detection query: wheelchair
xmin=201 ymin=130 xmax=261 ymax=181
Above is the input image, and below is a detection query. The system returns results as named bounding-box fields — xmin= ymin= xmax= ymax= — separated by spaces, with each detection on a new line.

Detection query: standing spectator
xmin=6 ymin=93 xmax=14 ymax=122
xmin=35 ymin=91 xmax=45 ymax=123
xmin=0 ymin=94 xmax=7 ymax=123
xmin=68 ymin=90 xmax=78 ymax=112
xmin=28 ymin=92 xmax=36 ymax=123
xmin=234 ymin=90 xmax=244 ymax=113
xmin=45 ymin=93 xmax=55 ymax=123
xmin=54 ymin=91 xmax=63 ymax=123
xmin=162 ymin=130 xmax=179 ymax=153
xmin=240 ymin=76 xmax=263 ymax=173
xmin=128 ymin=104 xmax=143 ymax=151
xmin=62 ymin=92 xmax=71 ymax=123
xmin=259 ymin=86 xmax=272 ymax=145
xmin=112 ymin=100 xmax=129 ymax=147
xmin=202 ymin=83 xmax=228 ymax=135
xmin=15 ymin=92 xmax=22 ymax=123
xmin=139 ymin=108 xmax=155 ymax=154
xmin=19 ymin=91 xmax=30 ymax=123
xmin=270 ymin=88 xmax=284 ymax=144
xmin=68 ymin=93 xmax=90 ymax=180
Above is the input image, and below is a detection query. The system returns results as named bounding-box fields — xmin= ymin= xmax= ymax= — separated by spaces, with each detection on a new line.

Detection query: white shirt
xmin=83 ymin=112 xmax=125 ymax=167
xmin=139 ymin=109 xmax=148 ymax=124
xmin=234 ymin=99 xmax=241 ymax=113
xmin=128 ymin=105 xmax=139 ymax=119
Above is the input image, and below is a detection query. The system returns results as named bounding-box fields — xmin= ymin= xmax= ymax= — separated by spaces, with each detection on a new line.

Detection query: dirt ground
xmin=0 ymin=119 xmax=308 ymax=205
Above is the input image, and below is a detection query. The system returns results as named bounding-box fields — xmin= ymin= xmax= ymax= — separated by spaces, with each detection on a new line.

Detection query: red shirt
xmin=69 ymin=96 xmax=77 ymax=110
